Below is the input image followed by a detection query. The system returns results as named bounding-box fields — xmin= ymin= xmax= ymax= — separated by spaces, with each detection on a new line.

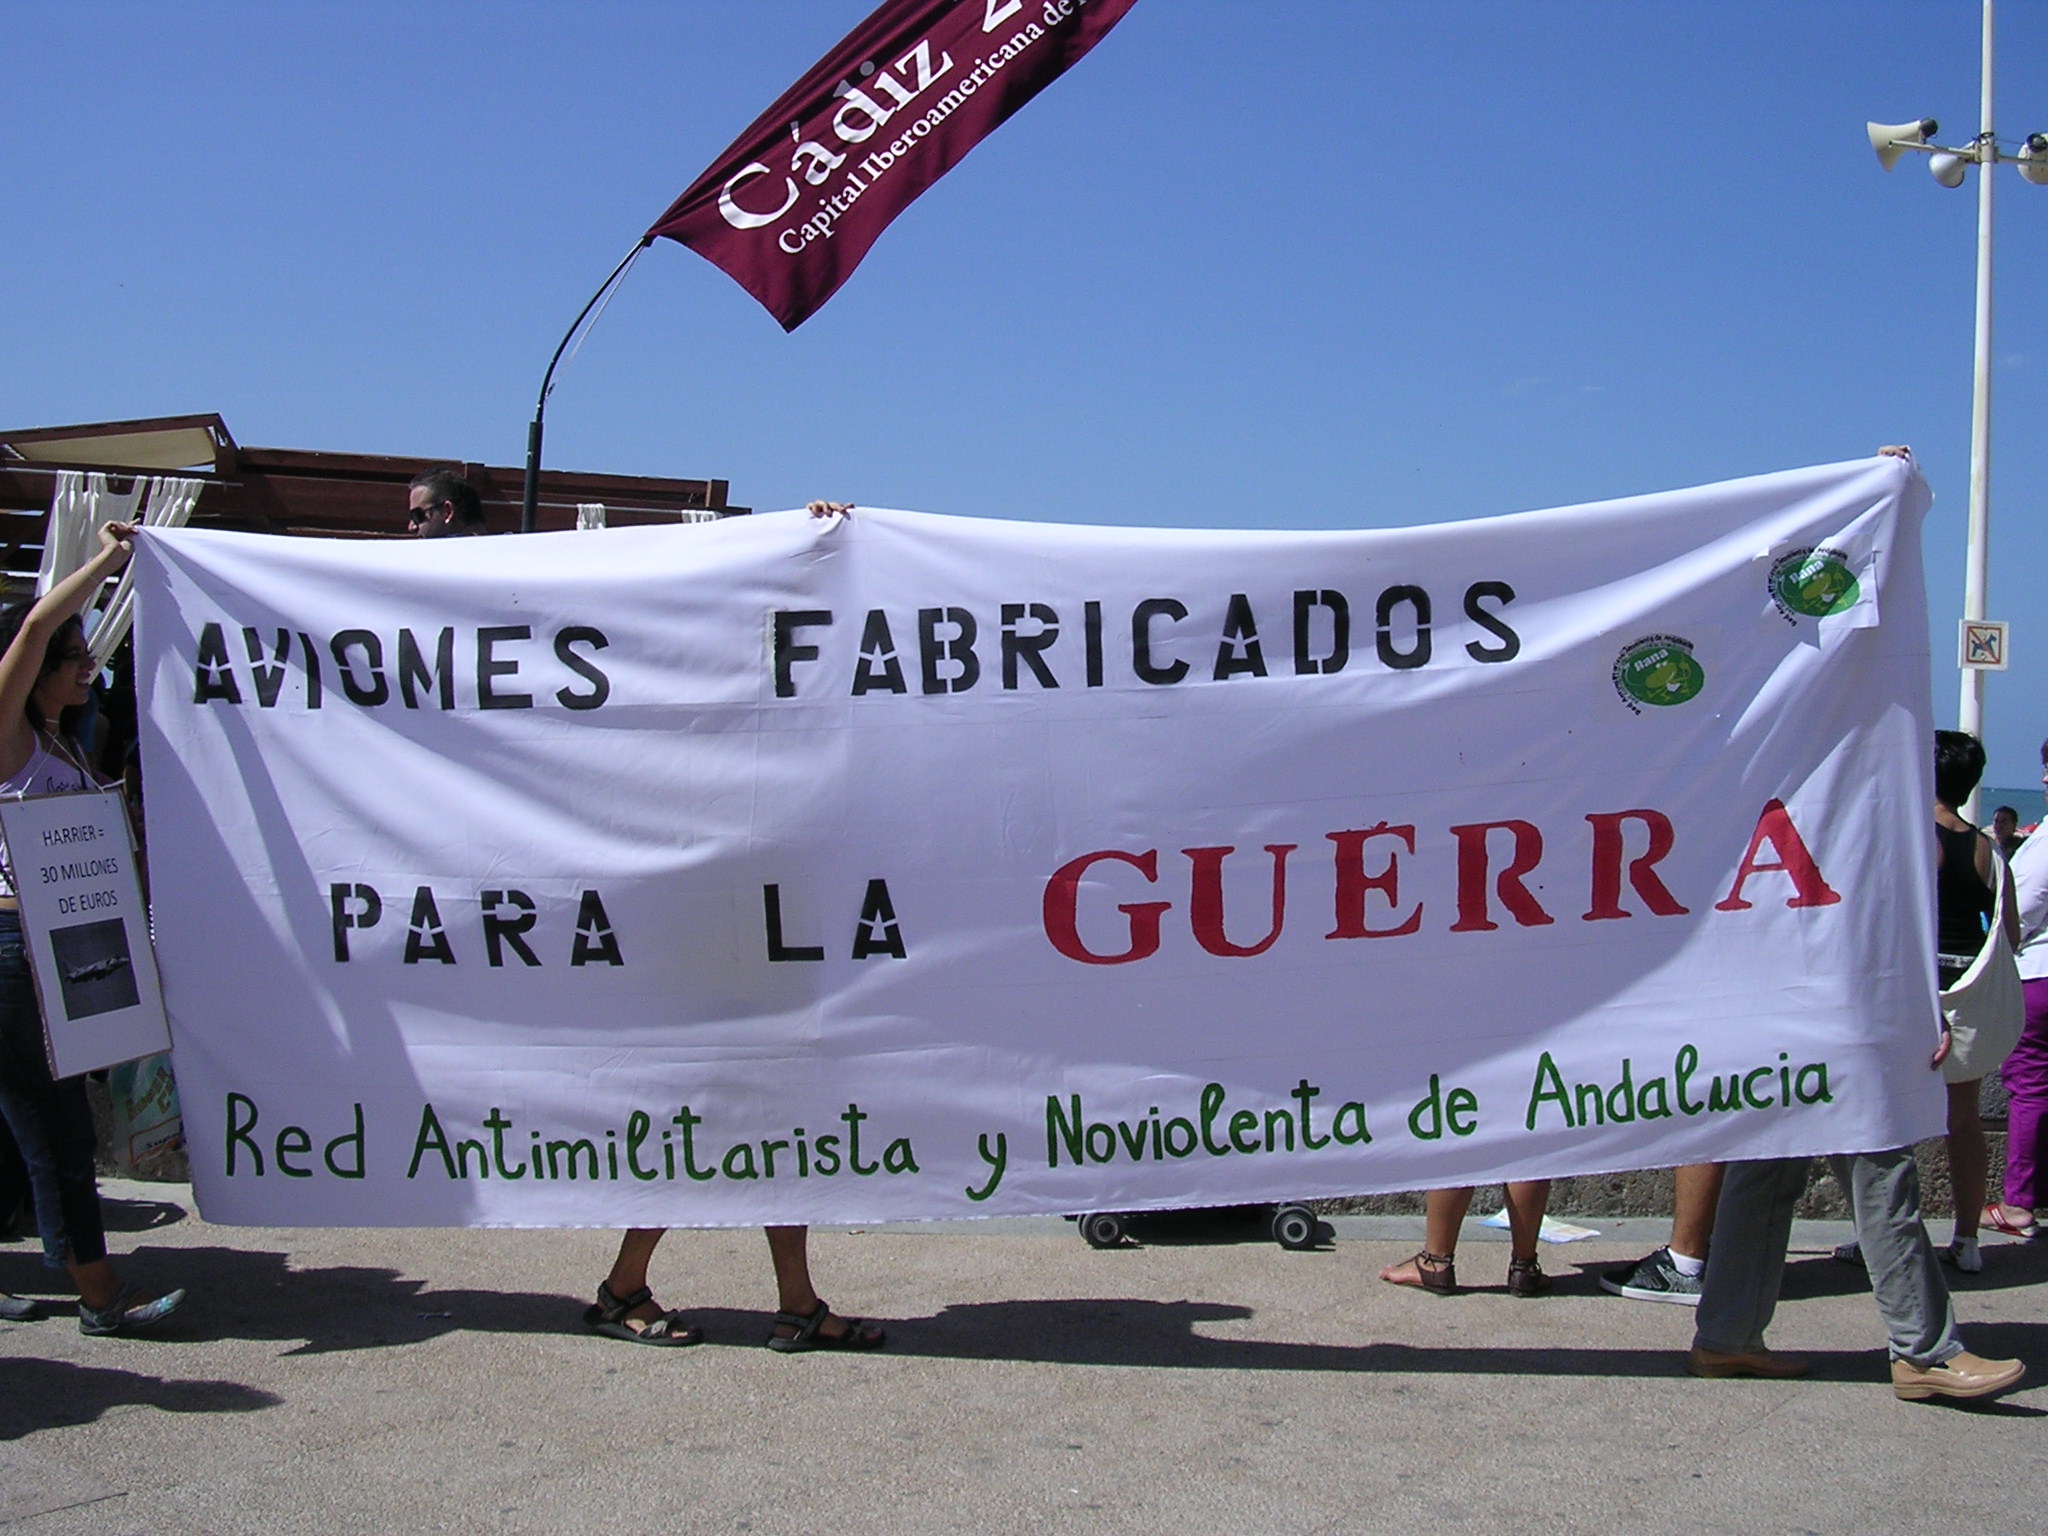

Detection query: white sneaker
xmin=1944 ymin=1237 xmax=1983 ymax=1273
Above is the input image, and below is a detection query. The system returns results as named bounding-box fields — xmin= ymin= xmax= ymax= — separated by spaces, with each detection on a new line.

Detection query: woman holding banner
xmin=0 ymin=520 xmax=186 ymax=1335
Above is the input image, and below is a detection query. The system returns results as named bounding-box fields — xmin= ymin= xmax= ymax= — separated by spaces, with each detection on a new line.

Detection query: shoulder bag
xmin=1941 ymin=843 xmax=2026 ymax=1083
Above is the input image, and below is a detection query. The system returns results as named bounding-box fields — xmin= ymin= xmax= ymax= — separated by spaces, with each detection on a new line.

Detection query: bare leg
xmin=1946 ymin=1082 xmax=1987 ymax=1242
xmin=1425 ymin=1186 xmax=1476 ymax=1256
xmin=1670 ymin=1163 xmax=1725 ymax=1261
xmin=1379 ymin=1187 xmax=1473 ymax=1287
xmin=603 ymin=1227 xmax=669 ymax=1327
xmin=1502 ymin=1180 xmax=1551 ymax=1262
xmin=766 ymin=1224 xmax=863 ymax=1340
xmin=68 ymin=1256 xmax=121 ymax=1312
xmin=765 ymin=1225 xmax=819 ymax=1314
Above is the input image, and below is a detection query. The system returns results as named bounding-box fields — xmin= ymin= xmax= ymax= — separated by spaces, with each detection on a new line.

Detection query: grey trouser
xmin=1694 ymin=1149 xmax=1962 ymax=1367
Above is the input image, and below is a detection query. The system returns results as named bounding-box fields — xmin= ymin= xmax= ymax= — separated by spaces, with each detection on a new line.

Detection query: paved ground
xmin=2 ymin=1185 xmax=2043 ymax=1535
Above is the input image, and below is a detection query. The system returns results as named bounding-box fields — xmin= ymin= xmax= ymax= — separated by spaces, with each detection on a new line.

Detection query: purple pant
xmin=2002 ymin=976 xmax=2048 ymax=1211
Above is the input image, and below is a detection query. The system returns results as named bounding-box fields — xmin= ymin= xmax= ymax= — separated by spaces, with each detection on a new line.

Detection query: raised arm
xmin=0 ymin=522 xmax=134 ymax=774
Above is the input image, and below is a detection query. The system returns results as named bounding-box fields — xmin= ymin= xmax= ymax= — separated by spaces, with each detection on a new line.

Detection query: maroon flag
xmin=646 ymin=0 xmax=1140 ymax=330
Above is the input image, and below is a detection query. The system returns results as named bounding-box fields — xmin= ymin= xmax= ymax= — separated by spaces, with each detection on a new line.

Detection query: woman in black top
xmin=1933 ymin=731 xmax=2020 ymax=1272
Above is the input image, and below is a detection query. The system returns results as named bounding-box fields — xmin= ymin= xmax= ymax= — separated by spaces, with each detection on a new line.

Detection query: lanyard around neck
xmin=36 ymin=730 xmax=98 ymax=788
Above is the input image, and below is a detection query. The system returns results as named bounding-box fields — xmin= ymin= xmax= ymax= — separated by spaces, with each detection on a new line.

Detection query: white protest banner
xmin=132 ymin=455 xmax=1941 ymax=1228
xmin=0 ymin=789 xmax=171 ymax=1078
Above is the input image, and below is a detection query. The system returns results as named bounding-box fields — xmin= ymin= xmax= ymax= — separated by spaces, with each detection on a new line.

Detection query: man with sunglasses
xmin=406 ymin=470 xmax=487 ymax=538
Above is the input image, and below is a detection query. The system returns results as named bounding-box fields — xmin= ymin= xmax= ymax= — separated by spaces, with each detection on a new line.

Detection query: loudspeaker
xmin=2019 ymin=132 xmax=2048 ymax=187
xmin=1867 ymin=118 xmax=1936 ymax=171
xmin=1928 ymin=151 xmax=1969 ymax=189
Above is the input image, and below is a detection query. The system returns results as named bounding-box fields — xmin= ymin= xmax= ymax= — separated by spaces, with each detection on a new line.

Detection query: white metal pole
xmin=1959 ymin=0 xmax=1995 ymax=821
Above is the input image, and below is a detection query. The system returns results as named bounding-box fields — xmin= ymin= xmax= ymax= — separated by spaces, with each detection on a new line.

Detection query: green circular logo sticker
xmin=1769 ymin=547 xmax=1859 ymax=621
xmin=1613 ymin=635 xmax=1704 ymax=713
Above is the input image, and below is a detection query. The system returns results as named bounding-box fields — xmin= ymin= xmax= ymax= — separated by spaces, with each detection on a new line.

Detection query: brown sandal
xmin=1380 ymin=1249 xmax=1458 ymax=1294
xmin=1506 ymin=1255 xmax=1551 ymax=1298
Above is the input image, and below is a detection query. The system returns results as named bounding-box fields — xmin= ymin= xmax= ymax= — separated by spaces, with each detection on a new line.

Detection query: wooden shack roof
xmin=0 ymin=413 xmax=746 ymax=587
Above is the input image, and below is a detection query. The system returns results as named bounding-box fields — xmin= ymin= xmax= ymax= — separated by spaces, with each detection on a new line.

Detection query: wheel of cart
xmin=1072 ymin=1204 xmax=1328 ymax=1250
xmin=1270 ymin=1203 xmax=1322 ymax=1250
xmin=1077 ymin=1211 xmax=1130 ymax=1248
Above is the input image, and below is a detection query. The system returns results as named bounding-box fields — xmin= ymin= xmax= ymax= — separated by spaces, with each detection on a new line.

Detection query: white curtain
xmin=37 ymin=471 xmax=146 ymax=595
xmin=36 ymin=472 xmax=204 ymax=670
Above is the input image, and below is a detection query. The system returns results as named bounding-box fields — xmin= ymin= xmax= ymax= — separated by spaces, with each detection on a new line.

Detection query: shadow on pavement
xmin=1922 ymin=1240 xmax=2048 ymax=1294
xmin=879 ymin=1298 xmax=2048 ymax=1391
xmin=1564 ymin=1241 xmax=2048 ymax=1301
xmin=100 ymin=1196 xmax=188 ymax=1233
xmin=1777 ymin=1252 xmax=1903 ymax=1300
xmin=4 ymin=1241 xmax=2042 ymax=1393
xmin=1774 ymin=1240 xmax=2048 ymax=1298
xmin=0 ymin=1244 xmax=581 ymax=1357
xmin=0 ymin=1358 xmax=280 ymax=1440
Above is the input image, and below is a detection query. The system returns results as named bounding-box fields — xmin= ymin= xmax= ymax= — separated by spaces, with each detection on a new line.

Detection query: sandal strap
xmin=772 ymin=1300 xmax=830 ymax=1344
xmin=595 ymin=1281 xmax=654 ymax=1322
xmin=80 ymin=1281 xmax=140 ymax=1329
xmin=1415 ymin=1249 xmax=1454 ymax=1269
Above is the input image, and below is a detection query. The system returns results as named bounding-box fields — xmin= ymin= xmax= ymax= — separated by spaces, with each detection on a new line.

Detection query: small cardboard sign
xmin=0 ymin=789 xmax=170 ymax=1077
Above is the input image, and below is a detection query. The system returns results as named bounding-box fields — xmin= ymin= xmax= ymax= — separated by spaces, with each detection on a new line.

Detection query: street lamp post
xmin=1868 ymin=0 xmax=2048 ymax=819
xmin=519 ymin=243 xmax=647 ymax=535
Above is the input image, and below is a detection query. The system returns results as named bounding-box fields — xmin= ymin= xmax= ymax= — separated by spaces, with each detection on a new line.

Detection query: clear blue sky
xmin=5 ymin=1 xmax=2045 ymax=792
